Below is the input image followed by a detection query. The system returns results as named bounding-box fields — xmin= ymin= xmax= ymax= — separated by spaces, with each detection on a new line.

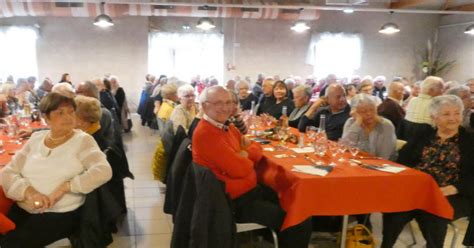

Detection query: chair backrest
xmin=189 ymin=163 xmax=236 ymax=248
xmin=164 ymin=138 xmax=192 ymax=215
xmin=161 ymin=121 xmax=175 ymax=156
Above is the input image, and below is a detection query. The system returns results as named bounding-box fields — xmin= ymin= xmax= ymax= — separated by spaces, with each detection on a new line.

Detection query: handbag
xmin=345 ymin=224 xmax=375 ymax=248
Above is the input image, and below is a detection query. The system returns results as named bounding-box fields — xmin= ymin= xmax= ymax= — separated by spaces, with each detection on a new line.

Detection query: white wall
xmin=438 ymin=15 xmax=474 ymax=83
xmin=0 ymin=16 xmax=148 ymax=107
xmin=0 ymin=12 xmax=442 ymax=106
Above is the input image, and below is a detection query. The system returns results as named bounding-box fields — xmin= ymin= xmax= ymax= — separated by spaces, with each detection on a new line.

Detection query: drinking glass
xmin=348 ymin=140 xmax=360 ymax=158
xmin=337 ymin=139 xmax=349 ymax=162
xmin=313 ymin=139 xmax=327 ymax=157
xmin=276 ymin=127 xmax=290 ymax=150
xmin=305 ymin=126 xmax=317 ymax=144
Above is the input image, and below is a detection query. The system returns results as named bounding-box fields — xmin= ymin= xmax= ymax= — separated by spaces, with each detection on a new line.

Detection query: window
xmin=306 ymin=32 xmax=361 ymax=78
xmin=0 ymin=26 xmax=38 ymax=82
xmin=148 ymin=32 xmax=224 ymax=83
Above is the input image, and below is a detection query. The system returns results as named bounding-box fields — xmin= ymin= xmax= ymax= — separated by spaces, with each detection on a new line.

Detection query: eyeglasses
xmin=182 ymin=94 xmax=195 ymax=98
xmin=205 ymin=101 xmax=234 ymax=108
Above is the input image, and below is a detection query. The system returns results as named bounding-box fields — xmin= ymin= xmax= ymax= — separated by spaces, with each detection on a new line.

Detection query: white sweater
xmin=1 ymin=129 xmax=112 ymax=213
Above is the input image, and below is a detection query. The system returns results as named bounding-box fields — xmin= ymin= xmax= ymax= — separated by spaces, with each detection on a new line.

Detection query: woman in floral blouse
xmin=382 ymin=95 xmax=474 ymax=248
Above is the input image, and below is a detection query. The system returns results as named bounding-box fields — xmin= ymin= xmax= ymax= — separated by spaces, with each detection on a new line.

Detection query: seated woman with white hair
xmin=169 ymin=84 xmax=197 ymax=133
xmin=342 ymin=93 xmax=397 ymax=160
xmin=382 ymin=95 xmax=474 ymax=247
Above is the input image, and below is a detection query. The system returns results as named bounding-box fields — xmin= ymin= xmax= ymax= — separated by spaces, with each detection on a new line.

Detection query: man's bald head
xmin=325 ymin=84 xmax=347 ymax=113
xmin=76 ymin=81 xmax=100 ymax=99
xmin=200 ymin=86 xmax=233 ymax=124
xmin=388 ymin=80 xmax=405 ymax=101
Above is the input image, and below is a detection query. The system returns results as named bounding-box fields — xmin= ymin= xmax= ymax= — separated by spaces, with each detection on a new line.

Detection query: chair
xmin=236 ymin=223 xmax=279 ymax=248
xmin=171 ymin=163 xmax=279 ymax=248
xmin=408 ymin=217 xmax=469 ymax=248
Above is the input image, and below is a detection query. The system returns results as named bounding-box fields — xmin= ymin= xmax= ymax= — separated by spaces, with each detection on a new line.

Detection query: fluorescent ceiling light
xmin=343 ymin=9 xmax=354 ymax=14
xmin=197 ymin=17 xmax=216 ymax=31
xmin=379 ymin=22 xmax=400 ymax=34
xmin=291 ymin=21 xmax=310 ymax=33
xmin=464 ymin=24 xmax=474 ymax=35
xmin=94 ymin=14 xmax=114 ymax=27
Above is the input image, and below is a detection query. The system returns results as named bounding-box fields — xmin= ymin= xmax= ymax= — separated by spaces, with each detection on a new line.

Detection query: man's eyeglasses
xmin=205 ymin=101 xmax=234 ymax=108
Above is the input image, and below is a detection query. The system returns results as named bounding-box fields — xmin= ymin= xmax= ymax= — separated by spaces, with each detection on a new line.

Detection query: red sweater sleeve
xmin=194 ymin=124 xmax=255 ymax=179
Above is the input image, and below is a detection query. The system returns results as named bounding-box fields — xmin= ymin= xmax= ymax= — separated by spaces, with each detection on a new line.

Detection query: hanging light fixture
xmin=196 ymin=17 xmax=216 ymax=31
xmin=464 ymin=24 xmax=474 ymax=35
xmin=94 ymin=2 xmax=114 ymax=28
xmin=379 ymin=11 xmax=400 ymax=35
xmin=291 ymin=21 xmax=310 ymax=33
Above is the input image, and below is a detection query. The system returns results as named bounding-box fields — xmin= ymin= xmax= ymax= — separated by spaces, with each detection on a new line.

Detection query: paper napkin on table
xmin=292 ymin=165 xmax=330 ymax=176
xmin=290 ymin=147 xmax=315 ymax=153
xmin=361 ymin=164 xmax=406 ymax=174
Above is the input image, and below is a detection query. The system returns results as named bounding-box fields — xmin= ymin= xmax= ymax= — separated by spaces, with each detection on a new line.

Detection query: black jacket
xmin=164 ymin=138 xmax=192 ymax=216
xmin=397 ymin=127 xmax=474 ymax=245
xmin=171 ymin=163 xmax=236 ymax=248
xmin=69 ymin=186 xmax=122 ymax=248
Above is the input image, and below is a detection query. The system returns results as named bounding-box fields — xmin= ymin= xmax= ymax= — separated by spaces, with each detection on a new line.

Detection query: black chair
xmin=171 ymin=163 xmax=278 ymax=248
xmin=163 ymin=138 xmax=192 ymax=216
xmin=396 ymin=119 xmax=433 ymax=140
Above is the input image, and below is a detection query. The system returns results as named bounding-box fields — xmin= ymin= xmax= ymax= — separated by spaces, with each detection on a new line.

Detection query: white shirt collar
xmin=203 ymin=114 xmax=229 ymax=131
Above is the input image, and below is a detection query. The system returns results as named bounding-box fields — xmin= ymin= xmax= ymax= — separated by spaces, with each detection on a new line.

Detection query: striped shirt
xmin=405 ymin=94 xmax=433 ymax=125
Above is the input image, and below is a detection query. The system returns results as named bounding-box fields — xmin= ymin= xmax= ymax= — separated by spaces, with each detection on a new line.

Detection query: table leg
xmin=340 ymin=215 xmax=349 ymax=248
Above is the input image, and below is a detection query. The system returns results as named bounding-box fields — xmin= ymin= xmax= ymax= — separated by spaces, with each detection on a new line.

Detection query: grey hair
xmin=445 ymin=85 xmax=470 ymax=97
xmin=52 ymin=83 xmax=75 ymax=98
xmin=429 ymin=95 xmax=464 ymax=118
xmin=199 ymin=85 xmax=226 ymax=104
xmin=109 ymin=75 xmax=118 ymax=82
xmin=160 ymin=84 xmax=178 ymax=100
xmin=78 ymin=81 xmax=99 ymax=99
xmin=284 ymin=78 xmax=296 ymax=86
xmin=350 ymin=93 xmax=378 ymax=109
xmin=292 ymin=85 xmax=312 ymax=98
xmin=177 ymin=84 xmax=194 ymax=98
xmin=421 ymin=76 xmax=444 ymax=94
xmin=235 ymin=80 xmax=250 ymax=89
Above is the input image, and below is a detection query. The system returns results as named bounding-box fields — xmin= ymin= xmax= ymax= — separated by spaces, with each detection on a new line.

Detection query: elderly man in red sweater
xmin=192 ymin=86 xmax=311 ymax=248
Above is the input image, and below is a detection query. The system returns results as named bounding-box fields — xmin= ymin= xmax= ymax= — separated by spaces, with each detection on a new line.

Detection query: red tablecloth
xmin=255 ymin=141 xmax=454 ymax=230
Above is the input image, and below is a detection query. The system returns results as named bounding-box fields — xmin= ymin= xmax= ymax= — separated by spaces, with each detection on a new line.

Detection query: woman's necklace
xmin=47 ymin=130 xmax=73 ymax=144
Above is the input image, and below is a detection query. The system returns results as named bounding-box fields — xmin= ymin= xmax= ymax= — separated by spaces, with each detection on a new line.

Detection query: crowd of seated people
xmin=150 ymin=71 xmax=473 ymax=247
xmin=0 ymin=73 xmax=134 ymax=247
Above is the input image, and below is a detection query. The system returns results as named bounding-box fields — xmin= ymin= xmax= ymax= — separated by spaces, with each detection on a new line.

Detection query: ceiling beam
xmin=449 ymin=3 xmax=474 ymax=11
xmin=390 ymin=0 xmax=438 ymax=9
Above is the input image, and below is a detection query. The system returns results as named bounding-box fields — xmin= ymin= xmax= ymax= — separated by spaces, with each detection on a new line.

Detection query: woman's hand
xmin=24 ymin=186 xmax=51 ymax=213
xmin=305 ymin=97 xmax=327 ymax=118
xmin=440 ymin=185 xmax=458 ymax=196
xmin=48 ymin=182 xmax=70 ymax=207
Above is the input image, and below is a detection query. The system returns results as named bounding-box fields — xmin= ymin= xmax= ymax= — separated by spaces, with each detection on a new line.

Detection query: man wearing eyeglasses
xmin=192 ymin=86 xmax=312 ymax=248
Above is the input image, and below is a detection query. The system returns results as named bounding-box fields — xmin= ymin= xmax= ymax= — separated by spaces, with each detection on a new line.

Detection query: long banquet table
xmin=254 ymin=132 xmax=453 ymax=247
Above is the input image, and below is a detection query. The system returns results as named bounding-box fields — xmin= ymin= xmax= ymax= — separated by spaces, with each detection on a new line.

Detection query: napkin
xmin=361 ymin=164 xmax=406 ymax=174
xmin=292 ymin=165 xmax=332 ymax=176
xmin=290 ymin=147 xmax=315 ymax=154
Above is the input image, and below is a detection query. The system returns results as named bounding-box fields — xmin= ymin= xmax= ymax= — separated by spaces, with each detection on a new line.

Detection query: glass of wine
xmin=348 ymin=140 xmax=360 ymax=158
xmin=276 ymin=127 xmax=290 ymax=150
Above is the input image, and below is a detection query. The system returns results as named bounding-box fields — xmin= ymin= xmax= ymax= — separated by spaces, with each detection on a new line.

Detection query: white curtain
xmin=148 ymin=32 xmax=224 ymax=84
xmin=0 ymin=26 xmax=38 ymax=82
xmin=306 ymin=32 xmax=362 ymax=78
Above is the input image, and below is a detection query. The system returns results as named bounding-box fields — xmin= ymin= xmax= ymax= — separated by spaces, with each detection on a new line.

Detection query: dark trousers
xmin=382 ymin=194 xmax=472 ymax=248
xmin=233 ymin=184 xmax=312 ymax=248
xmin=1 ymin=204 xmax=81 ymax=248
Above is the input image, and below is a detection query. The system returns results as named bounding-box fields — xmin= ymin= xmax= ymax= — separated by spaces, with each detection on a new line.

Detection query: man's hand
xmin=440 ymin=185 xmax=458 ymax=196
xmin=240 ymin=135 xmax=252 ymax=150
xmin=305 ymin=96 xmax=328 ymax=118
xmin=48 ymin=181 xmax=70 ymax=207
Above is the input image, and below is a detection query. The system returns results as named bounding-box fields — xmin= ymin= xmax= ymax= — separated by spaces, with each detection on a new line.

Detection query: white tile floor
xmin=49 ymin=114 xmax=469 ymax=248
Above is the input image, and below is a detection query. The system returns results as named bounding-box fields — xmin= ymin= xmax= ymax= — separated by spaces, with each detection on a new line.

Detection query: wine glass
xmin=276 ymin=127 xmax=289 ymax=150
xmin=305 ymin=126 xmax=317 ymax=144
xmin=313 ymin=139 xmax=327 ymax=157
xmin=337 ymin=139 xmax=349 ymax=162
xmin=348 ymin=140 xmax=360 ymax=158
